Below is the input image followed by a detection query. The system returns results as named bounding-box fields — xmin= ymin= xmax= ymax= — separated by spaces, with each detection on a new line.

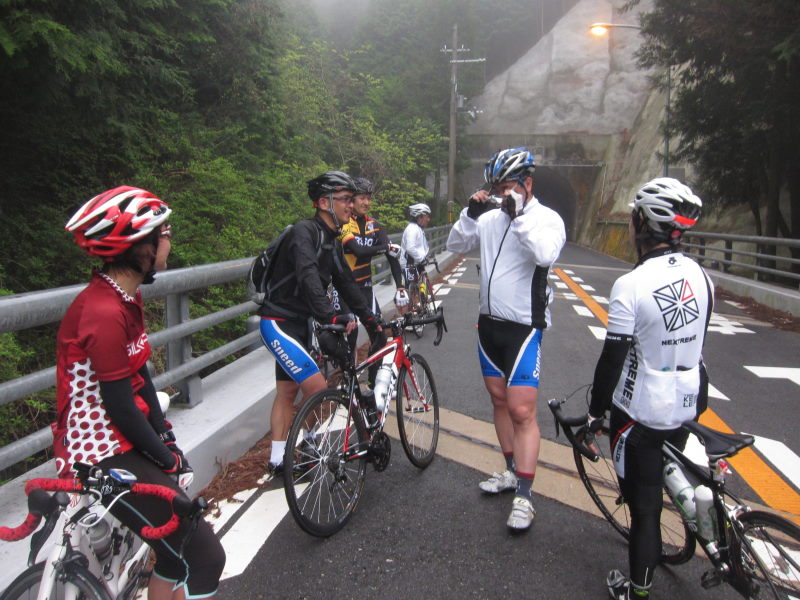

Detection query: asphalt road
xmin=216 ymin=243 xmax=799 ymax=600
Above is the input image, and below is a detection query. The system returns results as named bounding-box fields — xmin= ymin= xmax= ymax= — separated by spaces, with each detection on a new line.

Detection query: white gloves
xmin=394 ymin=288 xmax=409 ymax=307
xmin=387 ymin=243 xmax=402 ymax=258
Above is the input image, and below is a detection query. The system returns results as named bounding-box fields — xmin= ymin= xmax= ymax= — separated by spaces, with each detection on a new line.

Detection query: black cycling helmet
xmin=484 ymin=147 xmax=535 ymax=185
xmin=353 ymin=177 xmax=375 ymax=195
xmin=307 ymin=171 xmax=356 ymax=202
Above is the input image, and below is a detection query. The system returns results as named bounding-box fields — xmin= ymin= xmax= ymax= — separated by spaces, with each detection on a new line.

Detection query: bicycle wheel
xmin=0 ymin=562 xmax=110 ymax=600
xmin=407 ymin=282 xmax=425 ymax=337
xmin=421 ymin=274 xmax=437 ymax=318
xmin=283 ymin=389 xmax=368 ymax=537
xmin=574 ymin=434 xmax=695 ymax=565
xmin=731 ymin=510 xmax=800 ymax=598
xmin=396 ymin=353 xmax=439 ymax=468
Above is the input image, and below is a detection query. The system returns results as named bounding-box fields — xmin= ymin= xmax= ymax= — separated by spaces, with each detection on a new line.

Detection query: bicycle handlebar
xmin=318 ymin=308 xmax=448 ymax=347
xmin=547 ymin=398 xmax=600 ymax=463
xmin=0 ymin=475 xmax=199 ymax=542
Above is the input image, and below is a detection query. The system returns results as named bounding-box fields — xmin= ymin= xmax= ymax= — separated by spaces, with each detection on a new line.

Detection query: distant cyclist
xmin=57 ymin=186 xmax=225 ymax=599
xmin=585 ymin=178 xmax=712 ymax=600
xmin=338 ymin=177 xmax=406 ymax=383
xmin=447 ymin=147 xmax=566 ymax=531
xmin=257 ymin=171 xmax=379 ymax=476
xmin=400 ymin=202 xmax=431 ymax=314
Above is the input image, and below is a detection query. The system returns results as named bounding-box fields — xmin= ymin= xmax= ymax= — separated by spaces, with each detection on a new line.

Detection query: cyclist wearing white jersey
xmin=586 ymin=178 xmax=713 ymax=600
xmin=447 ymin=147 xmax=566 ymax=531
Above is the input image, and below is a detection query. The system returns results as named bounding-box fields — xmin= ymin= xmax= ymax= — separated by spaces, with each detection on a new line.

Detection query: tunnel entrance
xmin=532 ymin=166 xmax=602 ymax=242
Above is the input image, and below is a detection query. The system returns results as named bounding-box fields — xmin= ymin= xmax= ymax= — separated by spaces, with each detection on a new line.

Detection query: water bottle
xmin=372 ymin=365 xmax=393 ymax=412
xmin=663 ymin=461 xmax=696 ymax=522
xmin=694 ymin=485 xmax=716 ymax=541
xmin=87 ymin=515 xmax=113 ymax=562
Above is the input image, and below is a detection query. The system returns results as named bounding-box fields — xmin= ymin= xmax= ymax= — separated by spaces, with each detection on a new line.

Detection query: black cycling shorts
xmin=96 ymin=451 xmax=225 ymax=598
xmin=477 ymin=314 xmax=543 ymax=387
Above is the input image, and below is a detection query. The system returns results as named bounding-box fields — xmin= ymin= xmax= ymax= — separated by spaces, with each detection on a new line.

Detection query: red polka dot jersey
xmin=53 ymin=271 xmax=151 ymax=477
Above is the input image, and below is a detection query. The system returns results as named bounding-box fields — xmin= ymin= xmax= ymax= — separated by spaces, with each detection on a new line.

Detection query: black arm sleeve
xmin=292 ymin=222 xmax=338 ymax=322
xmin=375 ymin=226 xmax=404 ymax=288
xmin=99 ymin=378 xmax=175 ymax=469
xmin=342 ymin=237 xmax=388 ymax=258
xmin=331 ymin=244 xmax=372 ymax=320
xmin=137 ymin=365 xmax=169 ymax=435
xmin=588 ymin=332 xmax=633 ymax=417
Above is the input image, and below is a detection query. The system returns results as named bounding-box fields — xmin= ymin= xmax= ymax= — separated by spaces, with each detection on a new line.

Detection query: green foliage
xmin=629 ymin=0 xmax=800 ymax=240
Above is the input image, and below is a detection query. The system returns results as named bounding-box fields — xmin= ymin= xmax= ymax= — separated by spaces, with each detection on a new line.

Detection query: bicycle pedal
xmin=700 ymin=569 xmax=722 ymax=589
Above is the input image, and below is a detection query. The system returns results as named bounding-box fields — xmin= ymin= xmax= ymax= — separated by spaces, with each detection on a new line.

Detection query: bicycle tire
xmin=283 ymin=388 xmax=368 ymax=537
xmin=396 ymin=353 xmax=440 ymax=468
xmin=0 ymin=562 xmax=110 ymax=600
xmin=407 ymin=282 xmax=425 ymax=338
xmin=574 ymin=434 xmax=695 ymax=565
xmin=731 ymin=510 xmax=800 ymax=598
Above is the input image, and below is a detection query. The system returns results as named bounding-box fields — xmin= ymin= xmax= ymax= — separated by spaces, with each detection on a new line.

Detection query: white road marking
xmin=553 ymin=281 xmax=568 ymax=289
xmin=745 ymin=366 xmax=800 ymax=387
xmin=563 ymin=269 xmax=575 ymax=274
xmin=216 ymin=487 xmax=291 ymax=580
xmin=572 ymin=305 xmax=594 ymax=317
xmin=588 ymin=326 xmax=606 ymax=340
xmin=582 ymin=285 xmax=596 ymax=292
xmin=436 ymin=287 xmax=451 ymax=296
xmin=592 ymin=296 xmax=608 ymax=304
xmin=708 ymin=314 xmax=754 ymax=335
xmin=571 ymin=277 xmax=584 ymax=282
xmin=562 ymin=293 xmax=578 ymax=301
xmin=206 ymin=489 xmax=260 ymax=534
xmin=708 ymin=383 xmax=729 ymax=401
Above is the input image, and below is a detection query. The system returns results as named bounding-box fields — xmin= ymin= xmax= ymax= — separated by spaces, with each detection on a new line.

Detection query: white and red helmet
xmin=631 ymin=177 xmax=701 ymax=239
xmin=66 ymin=186 xmax=171 ymax=258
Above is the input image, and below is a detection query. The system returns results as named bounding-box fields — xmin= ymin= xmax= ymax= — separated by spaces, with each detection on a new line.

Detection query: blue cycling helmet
xmin=484 ymin=147 xmax=535 ymax=185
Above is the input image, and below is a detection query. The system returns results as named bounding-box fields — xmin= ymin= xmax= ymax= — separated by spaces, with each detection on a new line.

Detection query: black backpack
xmin=246 ymin=224 xmax=323 ymax=304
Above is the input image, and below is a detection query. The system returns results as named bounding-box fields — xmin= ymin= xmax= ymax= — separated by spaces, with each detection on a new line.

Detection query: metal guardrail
xmin=0 ymin=224 xmax=453 ymax=473
xmin=682 ymin=231 xmax=800 ymax=284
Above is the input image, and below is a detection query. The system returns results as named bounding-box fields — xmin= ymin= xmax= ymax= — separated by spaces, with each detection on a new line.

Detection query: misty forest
xmin=1 ymin=0 xmax=799 ymax=461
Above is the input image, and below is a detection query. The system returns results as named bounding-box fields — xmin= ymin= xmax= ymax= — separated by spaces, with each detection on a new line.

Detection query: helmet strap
xmin=326 ymin=192 xmax=341 ymax=232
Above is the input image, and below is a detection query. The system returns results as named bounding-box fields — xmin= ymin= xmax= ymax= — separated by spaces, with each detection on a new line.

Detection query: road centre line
xmin=553 ymin=268 xmax=800 ymax=520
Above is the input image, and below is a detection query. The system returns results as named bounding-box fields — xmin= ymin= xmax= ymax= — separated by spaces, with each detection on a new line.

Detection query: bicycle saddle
xmin=682 ymin=420 xmax=754 ymax=460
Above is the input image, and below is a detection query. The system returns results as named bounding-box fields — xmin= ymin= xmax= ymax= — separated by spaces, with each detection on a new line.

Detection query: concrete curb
xmin=707 ymin=270 xmax=800 ymax=317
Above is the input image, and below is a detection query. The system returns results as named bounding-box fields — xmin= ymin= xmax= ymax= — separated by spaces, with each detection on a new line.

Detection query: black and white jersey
xmin=609 ymin=249 xmax=714 ymax=429
xmin=447 ymin=197 xmax=566 ymax=328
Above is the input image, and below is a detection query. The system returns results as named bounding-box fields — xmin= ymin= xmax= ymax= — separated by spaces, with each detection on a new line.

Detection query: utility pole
xmin=441 ymin=25 xmax=485 ymax=215
xmin=447 ymin=24 xmax=458 ymax=211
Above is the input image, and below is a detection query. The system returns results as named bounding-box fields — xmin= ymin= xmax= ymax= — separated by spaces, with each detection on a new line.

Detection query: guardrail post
xmin=697 ymin=238 xmax=705 ymax=267
xmin=245 ymin=316 xmax=262 ymax=352
xmin=166 ymin=292 xmax=203 ymax=407
xmin=723 ymin=240 xmax=732 ymax=273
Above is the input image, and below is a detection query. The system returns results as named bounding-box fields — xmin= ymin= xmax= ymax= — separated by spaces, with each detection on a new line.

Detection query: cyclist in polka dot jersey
xmin=54 ymin=186 xmax=225 ymax=600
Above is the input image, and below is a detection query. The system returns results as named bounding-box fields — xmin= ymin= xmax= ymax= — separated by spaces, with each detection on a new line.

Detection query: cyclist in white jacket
xmin=447 ymin=147 xmax=566 ymax=531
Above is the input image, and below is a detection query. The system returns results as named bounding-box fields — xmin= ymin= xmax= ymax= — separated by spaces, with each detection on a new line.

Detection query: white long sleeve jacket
xmin=401 ymin=221 xmax=429 ymax=267
xmin=447 ymin=197 xmax=566 ymax=328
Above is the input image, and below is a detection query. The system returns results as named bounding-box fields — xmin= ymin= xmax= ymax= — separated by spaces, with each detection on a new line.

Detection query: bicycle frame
xmin=337 ymin=330 xmax=425 ymax=460
xmin=31 ymin=495 xmax=150 ymax=600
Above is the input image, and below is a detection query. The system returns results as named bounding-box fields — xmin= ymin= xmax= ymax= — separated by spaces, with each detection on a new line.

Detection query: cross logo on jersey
xmin=653 ymin=279 xmax=700 ymax=332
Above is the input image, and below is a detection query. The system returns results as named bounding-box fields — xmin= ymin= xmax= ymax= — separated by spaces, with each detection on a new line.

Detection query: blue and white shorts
xmin=260 ymin=317 xmax=319 ymax=383
xmin=477 ymin=314 xmax=542 ymax=388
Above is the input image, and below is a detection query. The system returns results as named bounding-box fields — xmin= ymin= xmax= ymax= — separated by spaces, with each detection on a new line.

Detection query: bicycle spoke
xmin=396 ymin=354 xmax=439 ymax=468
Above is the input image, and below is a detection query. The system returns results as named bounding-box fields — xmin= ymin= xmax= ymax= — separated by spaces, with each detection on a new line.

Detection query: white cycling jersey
xmin=447 ymin=197 xmax=566 ymax=328
xmin=401 ymin=221 xmax=429 ymax=267
xmin=608 ymin=249 xmax=714 ymax=429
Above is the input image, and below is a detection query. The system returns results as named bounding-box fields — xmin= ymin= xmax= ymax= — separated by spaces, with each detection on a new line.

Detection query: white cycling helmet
xmin=409 ymin=203 xmax=431 ymax=218
xmin=631 ymin=177 xmax=702 ymax=239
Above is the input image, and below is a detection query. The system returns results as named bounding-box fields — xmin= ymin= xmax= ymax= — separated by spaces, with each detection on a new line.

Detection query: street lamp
xmin=589 ymin=22 xmax=671 ymax=177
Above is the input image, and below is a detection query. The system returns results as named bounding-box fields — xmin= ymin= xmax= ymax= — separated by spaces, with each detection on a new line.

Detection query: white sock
xmin=270 ymin=441 xmax=286 ymax=465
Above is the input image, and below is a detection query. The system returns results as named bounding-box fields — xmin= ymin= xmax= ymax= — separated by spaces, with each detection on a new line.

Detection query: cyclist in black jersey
xmin=337 ymin=177 xmax=406 ymax=383
xmin=585 ymin=178 xmax=712 ymax=600
xmin=257 ymin=171 xmax=380 ymax=476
